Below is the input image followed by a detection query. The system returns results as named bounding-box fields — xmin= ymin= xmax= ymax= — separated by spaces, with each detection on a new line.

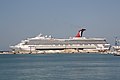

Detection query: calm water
xmin=0 ymin=53 xmax=120 ymax=80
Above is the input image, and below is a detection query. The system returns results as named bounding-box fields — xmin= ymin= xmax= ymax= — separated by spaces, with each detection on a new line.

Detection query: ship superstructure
xmin=10 ymin=29 xmax=110 ymax=53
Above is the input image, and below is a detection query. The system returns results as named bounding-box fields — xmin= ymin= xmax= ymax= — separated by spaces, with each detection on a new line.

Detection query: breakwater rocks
xmin=0 ymin=49 xmax=111 ymax=54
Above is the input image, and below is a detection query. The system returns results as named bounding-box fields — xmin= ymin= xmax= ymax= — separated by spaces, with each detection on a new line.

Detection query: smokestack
xmin=75 ymin=29 xmax=86 ymax=37
xmin=80 ymin=29 xmax=86 ymax=37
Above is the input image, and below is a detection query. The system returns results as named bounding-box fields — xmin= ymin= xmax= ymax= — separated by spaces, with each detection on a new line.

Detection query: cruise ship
xmin=10 ymin=29 xmax=110 ymax=53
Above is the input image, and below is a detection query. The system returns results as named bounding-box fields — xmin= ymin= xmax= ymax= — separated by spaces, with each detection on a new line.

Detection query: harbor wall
xmin=0 ymin=48 xmax=110 ymax=54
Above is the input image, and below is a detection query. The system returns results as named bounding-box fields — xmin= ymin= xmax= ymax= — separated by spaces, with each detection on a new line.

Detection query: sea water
xmin=0 ymin=53 xmax=120 ymax=80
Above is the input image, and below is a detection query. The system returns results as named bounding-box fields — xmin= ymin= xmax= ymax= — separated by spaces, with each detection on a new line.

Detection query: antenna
xmin=115 ymin=37 xmax=118 ymax=46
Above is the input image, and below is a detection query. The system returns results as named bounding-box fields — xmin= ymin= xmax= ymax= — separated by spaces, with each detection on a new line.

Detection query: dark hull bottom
xmin=36 ymin=48 xmax=84 ymax=50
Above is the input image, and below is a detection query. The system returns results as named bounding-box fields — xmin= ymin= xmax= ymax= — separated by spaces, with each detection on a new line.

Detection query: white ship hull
xmin=10 ymin=29 xmax=110 ymax=53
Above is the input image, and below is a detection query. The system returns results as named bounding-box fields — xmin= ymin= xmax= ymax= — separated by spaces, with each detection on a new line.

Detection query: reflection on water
xmin=0 ymin=53 xmax=120 ymax=80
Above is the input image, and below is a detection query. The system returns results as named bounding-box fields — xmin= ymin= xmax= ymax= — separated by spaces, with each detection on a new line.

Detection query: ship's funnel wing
xmin=75 ymin=29 xmax=86 ymax=37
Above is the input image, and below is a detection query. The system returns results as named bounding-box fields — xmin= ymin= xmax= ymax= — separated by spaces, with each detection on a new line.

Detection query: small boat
xmin=114 ymin=53 xmax=120 ymax=56
xmin=113 ymin=52 xmax=120 ymax=56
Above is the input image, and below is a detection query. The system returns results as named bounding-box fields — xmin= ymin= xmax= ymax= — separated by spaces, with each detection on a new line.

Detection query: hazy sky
xmin=0 ymin=0 xmax=120 ymax=50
